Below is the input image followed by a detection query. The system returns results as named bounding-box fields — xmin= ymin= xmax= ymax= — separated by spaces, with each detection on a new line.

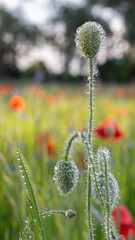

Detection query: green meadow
xmin=0 ymin=82 xmax=135 ymax=239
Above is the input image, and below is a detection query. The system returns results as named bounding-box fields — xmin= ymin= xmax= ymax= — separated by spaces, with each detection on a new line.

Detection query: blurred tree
xmin=45 ymin=3 xmax=110 ymax=73
xmin=86 ymin=0 xmax=135 ymax=45
xmin=45 ymin=0 xmax=135 ymax=82
xmin=0 ymin=7 xmax=40 ymax=78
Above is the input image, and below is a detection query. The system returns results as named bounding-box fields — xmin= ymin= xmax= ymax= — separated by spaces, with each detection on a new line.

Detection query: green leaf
xmin=17 ymin=150 xmax=47 ymax=240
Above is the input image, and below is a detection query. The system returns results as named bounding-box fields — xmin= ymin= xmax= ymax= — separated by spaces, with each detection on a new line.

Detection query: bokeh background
xmin=0 ymin=0 xmax=135 ymax=239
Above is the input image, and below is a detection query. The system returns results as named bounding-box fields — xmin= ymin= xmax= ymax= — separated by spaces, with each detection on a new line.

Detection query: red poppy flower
xmin=112 ymin=204 xmax=135 ymax=239
xmin=9 ymin=96 xmax=25 ymax=111
xmin=95 ymin=118 xmax=124 ymax=141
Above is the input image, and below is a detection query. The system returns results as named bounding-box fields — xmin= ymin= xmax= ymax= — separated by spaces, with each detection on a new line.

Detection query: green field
xmin=0 ymin=82 xmax=135 ymax=239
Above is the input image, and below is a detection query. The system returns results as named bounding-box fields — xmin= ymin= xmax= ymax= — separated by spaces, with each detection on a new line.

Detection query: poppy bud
xmin=53 ymin=160 xmax=79 ymax=196
xmin=92 ymin=172 xmax=119 ymax=208
xmin=75 ymin=21 xmax=105 ymax=58
xmin=65 ymin=210 xmax=77 ymax=218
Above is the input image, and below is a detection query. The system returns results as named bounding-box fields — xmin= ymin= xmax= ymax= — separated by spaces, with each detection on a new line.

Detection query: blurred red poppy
xmin=95 ymin=118 xmax=124 ymax=141
xmin=30 ymin=85 xmax=45 ymax=98
xmin=9 ymin=96 xmax=25 ymax=111
xmin=36 ymin=132 xmax=46 ymax=146
xmin=46 ymin=133 xmax=55 ymax=158
xmin=57 ymin=90 xmax=66 ymax=99
xmin=46 ymin=95 xmax=56 ymax=104
xmin=0 ymin=85 xmax=12 ymax=95
xmin=112 ymin=204 xmax=135 ymax=239
xmin=36 ymin=132 xmax=55 ymax=158
xmin=114 ymin=88 xmax=125 ymax=98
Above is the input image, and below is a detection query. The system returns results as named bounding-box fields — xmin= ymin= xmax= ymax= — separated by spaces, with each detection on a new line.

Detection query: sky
xmin=0 ymin=0 xmax=126 ymax=74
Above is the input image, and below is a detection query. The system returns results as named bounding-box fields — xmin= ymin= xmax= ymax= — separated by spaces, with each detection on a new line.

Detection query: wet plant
xmin=18 ymin=21 xmax=123 ymax=240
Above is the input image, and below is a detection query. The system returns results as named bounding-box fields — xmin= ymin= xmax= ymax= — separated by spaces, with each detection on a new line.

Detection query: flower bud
xmin=53 ymin=160 xmax=79 ymax=196
xmin=92 ymin=172 xmax=119 ymax=208
xmin=75 ymin=21 xmax=105 ymax=58
xmin=65 ymin=210 xmax=77 ymax=218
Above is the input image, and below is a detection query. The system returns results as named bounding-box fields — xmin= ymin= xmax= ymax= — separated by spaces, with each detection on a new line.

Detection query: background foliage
xmin=0 ymin=0 xmax=135 ymax=83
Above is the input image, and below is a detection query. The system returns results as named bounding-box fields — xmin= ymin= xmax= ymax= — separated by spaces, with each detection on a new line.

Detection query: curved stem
xmin=40 ymin=209 xmax=76 ymax=218
xmin=64 ymin=133 xmax=79 ymax=161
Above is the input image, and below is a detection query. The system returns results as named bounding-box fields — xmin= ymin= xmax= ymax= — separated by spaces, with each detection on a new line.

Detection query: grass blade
xmin=17 ymin=150 xmax=47 ymax=240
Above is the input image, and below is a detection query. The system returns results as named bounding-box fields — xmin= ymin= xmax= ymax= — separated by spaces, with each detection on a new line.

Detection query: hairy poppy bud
xmin=92 ymin=172 xmax=119 ymax=208
xmin=53 ymin=160 xmax=79 ymax=196
xmin=75 ymin=21 xmax=105 ymax=58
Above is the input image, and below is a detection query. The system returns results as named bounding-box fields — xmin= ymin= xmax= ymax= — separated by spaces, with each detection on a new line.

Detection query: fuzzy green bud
xmin=53 ymin=160 xmax=79 ymax=196
xmin=75 ymin=21 xmax=105 ymax=58
xmin=92 ymin=172 xmax=119 ymax=208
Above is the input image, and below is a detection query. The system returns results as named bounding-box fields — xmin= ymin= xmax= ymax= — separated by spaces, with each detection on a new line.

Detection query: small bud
xmin=65 ymin=210 xmax=77 ymax=218
xmin=75 ymin=21 xmax=105 ymax=58
xmin=53 ymin=160 xmax=79 ymax=196
xmin=92 ymin=172 xmax=119 ymax=208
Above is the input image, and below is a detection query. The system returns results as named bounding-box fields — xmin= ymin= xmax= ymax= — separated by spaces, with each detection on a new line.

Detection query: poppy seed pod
xmin=53 ymin=160 xmax=79 ymax=196
xmin=75 ymin=21 xmax=105 ymax=58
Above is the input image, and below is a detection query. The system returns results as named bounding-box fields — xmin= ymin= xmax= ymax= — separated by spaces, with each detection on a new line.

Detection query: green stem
xmin=87 ymin=166 xmax=94 ymax=240
xmin=64 ymin=133 xmax=79 ymax=161
xmin=40 ymin=209 xmax=76 ymax=218
xmin=88 ymin=57 xmax=94 ymax=146
xmin=86 ymin=57 xmax=94 ymax=240
xmin=81 ymin=133 xmax=104 ymax=206
xmin=40 ymin=210 xmax=66 ymax=217
xmin=103 ymin=153 xmax=111 ymax=240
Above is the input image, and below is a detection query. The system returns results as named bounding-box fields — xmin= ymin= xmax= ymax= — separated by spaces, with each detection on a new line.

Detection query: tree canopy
xmin=0 ymin=7 xmax=40 ymax=77
xmin=44 ymin=0 xmax=135 ymax=82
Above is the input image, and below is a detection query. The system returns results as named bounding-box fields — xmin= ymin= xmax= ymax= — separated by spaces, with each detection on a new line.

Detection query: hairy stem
xmin=103 ymin=153 xmax=111 ymax=240
xmin=64 ymin=133 xmax=79 ymax=161
xmin=81 ymin=133 xmax=104 ymax=206
xmin=88 ymin=57 xmax=94 ymax=146
xmin=87 ymin=166 xmax=94 ymax=239
xmin=86 ymin=57 xmax=94 ymax=240
xmin=40 ymin=210 xmax=65 ymax=217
